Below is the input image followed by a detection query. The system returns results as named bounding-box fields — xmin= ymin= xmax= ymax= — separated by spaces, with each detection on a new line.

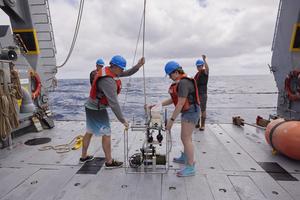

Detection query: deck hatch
xmin=24 ymin=137 xmax=51 ymax=145
xmin=258 ymin=162 xmax=298 ymax=181
xmin=77 ymin=157 xmax=105 ymax=174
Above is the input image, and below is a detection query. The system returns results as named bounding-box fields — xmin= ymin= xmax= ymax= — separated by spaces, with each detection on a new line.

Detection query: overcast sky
xmin=1 ymin=0 xmax=280 ymax=78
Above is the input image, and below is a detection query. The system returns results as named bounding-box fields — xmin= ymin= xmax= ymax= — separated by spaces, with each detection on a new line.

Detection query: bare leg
xmin=200 ymin=111 xmax=206 ymax=129
xmin=181 ymin=120 xmax=195 ymax=165
xmin=81 ymin=132 xmax=93 ymax=158
xmin=195 ymin=118 xmax=200 ymax=128
xmin=102 ymin=135 xmax=112 ymax=163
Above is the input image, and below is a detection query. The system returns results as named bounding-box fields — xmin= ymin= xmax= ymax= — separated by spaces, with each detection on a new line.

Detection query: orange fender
xmin=265 ymin=118 xmax=300 ymax=160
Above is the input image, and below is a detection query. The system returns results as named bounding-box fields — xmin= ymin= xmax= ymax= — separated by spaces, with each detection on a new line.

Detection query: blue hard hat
xmin=96 ymin=58 xmax=105 ymax=65
xmin=195 ymin=59 xmax=205 ymax=67
xmin=110 ymin=55 xmax=126 ymax=70
xmin=164 ymin=61 xmax=180 ymax=75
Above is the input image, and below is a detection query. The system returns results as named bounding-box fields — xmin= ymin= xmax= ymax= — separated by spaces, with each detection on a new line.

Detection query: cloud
xmin=0 ymin=0 xmax=280 ymax=78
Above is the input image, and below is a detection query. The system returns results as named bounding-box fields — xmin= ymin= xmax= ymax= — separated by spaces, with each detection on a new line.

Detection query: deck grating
xmin=258 ymin=162 xmax=298 ymax=181
xmin=1 ymin=121 xmax=300 ymax=200
xmin=76 ymin=157 xmax=105 ymax=174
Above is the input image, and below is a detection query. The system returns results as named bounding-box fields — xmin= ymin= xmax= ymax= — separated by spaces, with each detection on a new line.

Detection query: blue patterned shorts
xmin=85 ymin=107 xmax=111 ymax=136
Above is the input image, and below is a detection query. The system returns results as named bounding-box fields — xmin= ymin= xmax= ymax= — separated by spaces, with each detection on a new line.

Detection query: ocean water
xmin=49 ymin=75 xmax=278 ymax=124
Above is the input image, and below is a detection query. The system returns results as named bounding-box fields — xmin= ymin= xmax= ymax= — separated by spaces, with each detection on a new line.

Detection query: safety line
xmin=142 ymin=0 xmax=147 ymax=107
xmin=121 ymin=10 xmax=145 ymax=111
xmin=122 ymin=0 xmax=147 ymax=115
xmin=57 ymin=0 xmax=85 ymax=68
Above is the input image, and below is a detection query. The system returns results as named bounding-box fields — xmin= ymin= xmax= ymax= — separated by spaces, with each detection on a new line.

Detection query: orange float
xmin=265 ymin=118 xmax=300 ymax=160
xmin=30 ymin=70 xmax=41 ymax=99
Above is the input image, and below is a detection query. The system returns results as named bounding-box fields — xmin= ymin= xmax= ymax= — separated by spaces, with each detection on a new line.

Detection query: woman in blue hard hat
xmin=81 ymin=55 xmax=145 ymax=168
xmin=160 ymin=61 xmax=200 ymax=177
xmin=90 ymin=58 xmax=105 ymax=85
xmin=194 ymin=55 xmax=209 ymax=131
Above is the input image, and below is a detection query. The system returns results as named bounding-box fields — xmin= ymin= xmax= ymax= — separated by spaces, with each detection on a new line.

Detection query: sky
xmin=0 ymin=0 xmax=280 ymax=79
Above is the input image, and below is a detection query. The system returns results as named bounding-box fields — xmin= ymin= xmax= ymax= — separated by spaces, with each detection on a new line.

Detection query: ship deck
xmin=0 ymin=121 xmax=300 ymax=200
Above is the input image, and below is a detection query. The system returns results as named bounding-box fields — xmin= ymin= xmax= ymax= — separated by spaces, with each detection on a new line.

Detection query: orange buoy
xmin=265 ymin=118 xmax=300 ymax=160
xmin=30 ymin=70 xmax=41 ymax=100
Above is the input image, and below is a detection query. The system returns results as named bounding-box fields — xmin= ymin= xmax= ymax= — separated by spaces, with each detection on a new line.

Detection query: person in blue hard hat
xmin=81 ymin=55 xmax=145 ymax=168
xmin=90 ymin=58 xmax=105 ymax=85
xmin=159 ymin=61 xmax=200 ymax=177
xmin=194 ymin=55 xmax=209 ymax=131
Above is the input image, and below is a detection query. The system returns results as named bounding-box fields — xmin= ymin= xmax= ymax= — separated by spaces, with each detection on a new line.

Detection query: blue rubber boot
xmin=176 ymin=164 xmax=195 ymax=177
xmin=173 ymin=152 xmax=187 ymax=164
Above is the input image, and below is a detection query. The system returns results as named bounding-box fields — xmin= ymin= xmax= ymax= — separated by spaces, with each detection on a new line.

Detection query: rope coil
xmin=0 ymin=83 xmax=11 ymax=140
xmin=0 ymin=68 xmax=19 ymax=141
xmin=10 ymin=67 xmax=23 ymax=100
xmin=39 ymin=135 xmax=83 ymax=153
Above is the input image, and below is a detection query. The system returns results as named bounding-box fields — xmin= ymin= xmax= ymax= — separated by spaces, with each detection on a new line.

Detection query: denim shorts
xmin=181 ymin=104 xmax=200 ymax=124
xmin=85 ymin=107 xmax=111 ymax=136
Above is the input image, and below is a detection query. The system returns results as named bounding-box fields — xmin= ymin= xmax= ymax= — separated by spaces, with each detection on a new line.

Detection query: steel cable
xmin=57 ymin=0 xmax=85 ymax=68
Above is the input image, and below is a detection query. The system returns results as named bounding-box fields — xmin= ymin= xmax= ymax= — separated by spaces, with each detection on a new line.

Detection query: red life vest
xmin=89 ymin=67 xmax=122 ymax=106
xmin=168 ymin=74 xmax=200 ymax=112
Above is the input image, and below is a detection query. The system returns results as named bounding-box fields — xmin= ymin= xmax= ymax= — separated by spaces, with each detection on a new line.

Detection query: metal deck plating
xmin=1 ymin=121 xmax=300 ymax=200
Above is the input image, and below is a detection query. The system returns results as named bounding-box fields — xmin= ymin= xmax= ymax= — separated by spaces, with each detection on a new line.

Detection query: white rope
xmin=132 ymin=12 xmax=144 ymax=67
xmin=121 ymin=11 xmax=144 ymax=111
xmin=142 ymin=0 xmax=147 ymax=107
xmin=122 ymin=1 xmax=147 ymax=113
xmin=57 ymin=0 xmax=85 ymax=68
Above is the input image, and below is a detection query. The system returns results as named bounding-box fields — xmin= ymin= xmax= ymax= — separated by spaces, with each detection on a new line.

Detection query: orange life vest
xmin=89 ymin=67 xmax=122 ymax=106
xmin=168 ymin=74 xmax=200 ymax=112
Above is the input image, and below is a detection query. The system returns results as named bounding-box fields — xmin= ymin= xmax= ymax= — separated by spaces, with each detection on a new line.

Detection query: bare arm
xmin=165 ymin=97 xmax=186 ymax=131
xmin=119 ymin=57 xmax=145 ymax=77
xmin=170 ymin=97 xmax=186 ymax=120
xmin=202 ymin=55 xmax=209 ymax=75
xmin=161 ymin=98 xmax=173 ymax=106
